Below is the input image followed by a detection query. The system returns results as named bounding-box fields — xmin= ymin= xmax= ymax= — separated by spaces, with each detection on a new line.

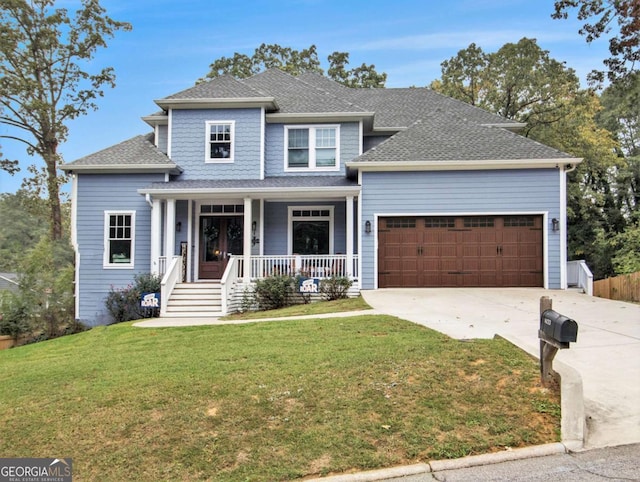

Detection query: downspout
xmin=145 ymin=193 xmax=153 ymax=208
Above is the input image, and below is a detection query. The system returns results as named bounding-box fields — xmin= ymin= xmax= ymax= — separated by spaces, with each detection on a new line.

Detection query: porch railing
xmin=160 ymin=255 xmax=182 ymax=316
xmin=567 ymin=260 xmax=593 ymax=296
xmin=220 ymin=256 xmax=241 ymax=314
xmin=248 ymin=255 xmax=358 ymax=279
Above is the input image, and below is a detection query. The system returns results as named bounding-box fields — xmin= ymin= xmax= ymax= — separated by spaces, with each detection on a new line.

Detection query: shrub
xmin=0 ymin=293 xmax=30 ymax=339
xmin=105 ymin=273 xmax=161 ymax=323
xmin=253 ymin=275 xmax=295 ymax=310
xmin=320 ymin=276 xmax=352 ymax=301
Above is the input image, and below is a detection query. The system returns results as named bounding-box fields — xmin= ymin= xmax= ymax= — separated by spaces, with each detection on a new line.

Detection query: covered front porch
xmin=139 ymin=177 xmax=361 ymax=316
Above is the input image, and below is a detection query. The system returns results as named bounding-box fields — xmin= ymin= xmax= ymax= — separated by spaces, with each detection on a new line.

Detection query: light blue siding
xmin=263 ymin=201 xmax=348 ymax=254
xmin=157 ymin=125 xmax=168 ymax=154
xmin=75 ymin=173 xmax=163 ymax=325
xmin=265 ymin=122 xmax=359 ymax=177
xmin=360 ymin=169 xmax=562 ymax=289
xmin=171 ymin=108 xmax=262 ymax=180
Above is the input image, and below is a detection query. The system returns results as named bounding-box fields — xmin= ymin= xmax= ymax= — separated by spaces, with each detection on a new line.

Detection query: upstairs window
xmin=104 ymin=211 xmax=135 ymax=268
xmin=206 ymin=121 xmax=234 ymax=162
xmin=285 ymin=126 xmax=339 ymax=171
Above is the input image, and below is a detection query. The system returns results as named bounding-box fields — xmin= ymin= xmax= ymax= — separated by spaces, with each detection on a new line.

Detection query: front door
xmin=199 ymin=216 xmax=244 ymax=279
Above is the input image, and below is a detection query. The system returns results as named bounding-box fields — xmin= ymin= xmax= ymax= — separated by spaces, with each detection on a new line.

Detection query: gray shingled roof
xmin=164 ymin=74 xmax=268 ymax=100
xmin=141 ymin=176 xmax=359 ymax=191
xmin=63 ymin=134 xmax=178 ymax=169
xmin=352 ymin=116 xmax=573 ymax=163
xmin=297 ymin=71 xmax=515 ymax=129
xmin=242 ymin=69 xmax=369 ymax=114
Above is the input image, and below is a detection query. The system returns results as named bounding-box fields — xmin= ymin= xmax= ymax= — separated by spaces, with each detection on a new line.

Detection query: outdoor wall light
xmin=365 ymin=220 xmax=372 ymax=234
xmin=176 ymin=221 xmax=182 ymax=232
xmin=552 ymin=218 xmax=559 ymax=232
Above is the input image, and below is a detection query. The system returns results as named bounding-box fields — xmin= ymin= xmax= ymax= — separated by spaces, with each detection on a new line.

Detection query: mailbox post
xmin=539 ymin=296 xmax=578 ymax=385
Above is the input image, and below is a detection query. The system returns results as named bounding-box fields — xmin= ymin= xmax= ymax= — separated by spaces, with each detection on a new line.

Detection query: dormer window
xmin=206 ymin=121 xmax=235 ymax=162
xmin=285 ymin=125 xmax=340 ymax=171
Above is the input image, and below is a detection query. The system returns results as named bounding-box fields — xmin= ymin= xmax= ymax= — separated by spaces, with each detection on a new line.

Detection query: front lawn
xmin=0 ymin=315 xmax=559 ymax=481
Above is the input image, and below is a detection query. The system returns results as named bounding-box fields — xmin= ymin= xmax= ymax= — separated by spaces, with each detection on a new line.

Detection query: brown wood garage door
xmin=378 ymin=216 xmax=543 ymax=288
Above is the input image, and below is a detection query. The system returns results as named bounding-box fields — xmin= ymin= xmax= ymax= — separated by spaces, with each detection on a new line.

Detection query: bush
xmin=0 ymin=293 xmax=30 ymax=339
xmin=320 ymin=276 xmax=352 ymax=301
xmin=253 ymin=275 xmax=295 ymax=310
xmin=105 ymin=273 xmax=161 ymax=323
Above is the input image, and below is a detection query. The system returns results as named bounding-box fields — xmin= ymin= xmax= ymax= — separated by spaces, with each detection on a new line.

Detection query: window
xmin=425 ymin=217 xmax=455 ymax=228
xmin=289 ymin=207 xmax=334 ymax=254
xmin=104 ymin=211 xmax=135 ymax=268
xmin=463 ymin=217 xmax=495 ymax=228
xmin=206 ymin=121 xmax=234 ymax=162
xmin=386 ymin=218 xmax=416 ymax=228
xmin=285 ymin=126 xmax=339 ymax=171
xmin=504 ymin=216 xmax=535 ymax=227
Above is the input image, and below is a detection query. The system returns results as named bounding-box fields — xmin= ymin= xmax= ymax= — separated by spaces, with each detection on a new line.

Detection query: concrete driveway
xmin=360 ymin=288 xmax=640 ymax=450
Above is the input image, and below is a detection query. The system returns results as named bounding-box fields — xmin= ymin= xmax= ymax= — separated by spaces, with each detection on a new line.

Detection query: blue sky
xmin=0 ymin=0 xmax=610 ymax=194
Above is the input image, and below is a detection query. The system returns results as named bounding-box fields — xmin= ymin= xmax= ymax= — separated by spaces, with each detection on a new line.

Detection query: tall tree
xmin=327 ymin=51 xmax=387 ymax=88
xmin=552 ymin=0 xmax=640 ymax=85
xmin=201 ymin=43 xmax=387 ymax=88
xmin=0 ymin=0 xmax=131 ymax=240
xmin=534 ymin=92 xmax=624 ymax=277
xmin=430 ymin=38 xmax=581 ymax=137
xmin=429 ymin=43 xmax=488 ymax=106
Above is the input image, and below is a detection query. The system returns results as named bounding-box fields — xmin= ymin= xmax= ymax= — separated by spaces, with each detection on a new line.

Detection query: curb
xmin=501 ymin=334 xmax=586 ymax=448
xmin=306 ymin=443 xmax=568 ymax=482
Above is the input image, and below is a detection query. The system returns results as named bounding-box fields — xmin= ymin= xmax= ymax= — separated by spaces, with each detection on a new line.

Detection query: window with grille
xmin=504 ymin=216 xmax=535 ymax=227
xmin=463 ymin=217 xmax=495 ymax=228
xmin=206 ymin=121 xmax=234 ymax=162
xmin=104 ymin=212 xmax=135 ymax=268
xmin=386 ymin=218 xmax=416 ymax=228
xmin=285 ymin=126 xmax=339 ymax=171
xmin=425 ymin=217 xmax=455 ymax=228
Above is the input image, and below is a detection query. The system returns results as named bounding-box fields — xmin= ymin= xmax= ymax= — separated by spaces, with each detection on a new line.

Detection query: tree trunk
xmin=43 ymin=142 xmax=63 ymax=241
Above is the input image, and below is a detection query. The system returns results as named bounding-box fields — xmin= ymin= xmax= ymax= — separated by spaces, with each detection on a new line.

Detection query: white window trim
xmin=287 ymin=206 xmax=335 ymax=254
xmin=103 ymin=210 xmax=136 ymax=269
xmin=284 ymin=125 xmax=340 ymax=172
xmin=205 ymin=120 xmax=235 ymax=163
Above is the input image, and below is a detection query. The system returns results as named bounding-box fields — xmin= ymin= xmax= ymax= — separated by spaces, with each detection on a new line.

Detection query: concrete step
xmin=163 ymin=282 xmax=223 ymax=318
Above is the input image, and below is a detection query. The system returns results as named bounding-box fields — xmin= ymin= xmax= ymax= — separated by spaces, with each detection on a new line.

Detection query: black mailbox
xmin=541 ymin=309 xmax=578 ymax=344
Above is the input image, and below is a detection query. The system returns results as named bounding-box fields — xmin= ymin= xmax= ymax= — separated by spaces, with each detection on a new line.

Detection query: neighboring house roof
xmin=139 ymin=176 xmax=360 ymax=199
xmin=0 ymin=273 xmax=19 ymax=292
xmin=61 ymin=134 xmax=181 ymax=174
xmin=348 ymin=116 xmax=579 ymax=170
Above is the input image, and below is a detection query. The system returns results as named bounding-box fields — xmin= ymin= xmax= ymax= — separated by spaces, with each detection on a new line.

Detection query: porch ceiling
xmin=138 ymin=176 xmax=361 ymax=200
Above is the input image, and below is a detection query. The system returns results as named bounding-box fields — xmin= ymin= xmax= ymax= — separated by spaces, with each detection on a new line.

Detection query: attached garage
xmin=378 ymin=215 xmax=543 ymax=288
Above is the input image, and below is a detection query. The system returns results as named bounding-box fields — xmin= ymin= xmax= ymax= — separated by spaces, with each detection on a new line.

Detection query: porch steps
xmin=164 ymin=282 xmax=223 ymax=318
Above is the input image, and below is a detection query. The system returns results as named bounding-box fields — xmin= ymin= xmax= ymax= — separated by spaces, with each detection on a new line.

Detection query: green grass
xmin=221 ymin=295 xmax=372 ymax=320
xmin=0 ymin=315 xmax=559 ymax=481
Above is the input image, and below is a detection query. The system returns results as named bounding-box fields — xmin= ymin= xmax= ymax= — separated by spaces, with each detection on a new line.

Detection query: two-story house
xmin=61 ymin=68 xmax=581 ymax=326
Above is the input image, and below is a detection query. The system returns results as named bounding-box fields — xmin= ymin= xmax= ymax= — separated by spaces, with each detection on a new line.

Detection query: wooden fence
xmin=593 ymin=271 xmax=640 ymax=303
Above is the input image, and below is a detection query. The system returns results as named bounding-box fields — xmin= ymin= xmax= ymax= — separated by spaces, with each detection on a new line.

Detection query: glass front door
xmin=199 ymin=216 xmax=243 ymax=279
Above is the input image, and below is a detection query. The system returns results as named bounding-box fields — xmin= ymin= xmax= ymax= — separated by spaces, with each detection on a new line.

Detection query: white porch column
xmin=243 ymin=197 xmax=252 ymax=283
xmin=165 ymin=199 xmax=176 ymax=259
xmin=346 ymin=195 xmax=354 ymax=277
xmin=150 ymin=198 xmax=162 ymax=275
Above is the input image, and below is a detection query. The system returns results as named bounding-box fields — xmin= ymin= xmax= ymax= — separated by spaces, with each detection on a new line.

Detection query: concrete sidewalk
xmin=361 ymin=288 xmax=640 ymax=450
